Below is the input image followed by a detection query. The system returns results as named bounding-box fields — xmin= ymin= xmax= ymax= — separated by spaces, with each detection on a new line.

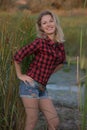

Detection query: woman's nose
xmin=46 ymin=22 xmax=51 ymax=27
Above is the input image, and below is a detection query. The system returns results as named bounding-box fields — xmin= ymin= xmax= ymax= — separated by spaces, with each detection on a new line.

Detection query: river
xmin=46 ymin=64 xmax=85 ymax=108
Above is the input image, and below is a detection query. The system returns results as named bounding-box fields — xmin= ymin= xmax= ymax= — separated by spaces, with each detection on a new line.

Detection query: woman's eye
xmin=42 ymin=22 xmax=46 ymax=24
xmin=50 ymin=20 xmax=54 ymax=22
xmin=41 ymin=22 xmax=46 ymax=25
xmin=41 ymin=19 xmax=54 ymax=25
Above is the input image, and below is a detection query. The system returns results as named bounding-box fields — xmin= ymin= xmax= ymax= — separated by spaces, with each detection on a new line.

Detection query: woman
xmin=13 ymin=10 xmax=66 ymax=130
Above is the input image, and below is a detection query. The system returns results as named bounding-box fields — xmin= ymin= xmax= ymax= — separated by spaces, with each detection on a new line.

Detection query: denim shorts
xmin=19 ymin=80 xmax=48 ymax=99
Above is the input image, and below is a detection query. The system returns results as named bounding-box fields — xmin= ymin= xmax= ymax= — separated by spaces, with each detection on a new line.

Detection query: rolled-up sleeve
xmin=13 ymin=38 xmax=41 ymax=63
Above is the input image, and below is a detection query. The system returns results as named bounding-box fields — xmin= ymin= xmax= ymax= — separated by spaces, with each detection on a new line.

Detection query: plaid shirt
xmin=13 ymin=37 xmax=66 ymax=86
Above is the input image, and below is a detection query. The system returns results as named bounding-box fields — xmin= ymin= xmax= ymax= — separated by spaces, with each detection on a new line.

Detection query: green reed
xmin=80 ymin=1 xmax=87 ymax=129
xmin=76 ymin=20 xmax=87 ymax=130
xmin=0 ymin=12 xmax=36 ymax=130
xmin=78 ymin=24 xmax=87 ymax=130
xmin=78 ymin=1 xmax=87 ymax=129
xmin=60 ymin=11 xmax=87 ymax=130
xmin=81 ymin=73 xmax=87 ymax=130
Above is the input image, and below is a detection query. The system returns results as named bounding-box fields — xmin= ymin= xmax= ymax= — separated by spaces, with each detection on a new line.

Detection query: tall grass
xmin=81 ymin=73 xmax=87 ymax=130
xmin=0 ymin=12 xmax=36 ymax=130
xmin=80 ymin=1 xmax=87 ymax=129
xmin=75 ymin=7 xmax=87 ymax=128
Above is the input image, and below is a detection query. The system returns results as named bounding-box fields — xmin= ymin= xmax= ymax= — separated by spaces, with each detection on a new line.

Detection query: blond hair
xmin=36 ymin=10 xmax=65 ymax=42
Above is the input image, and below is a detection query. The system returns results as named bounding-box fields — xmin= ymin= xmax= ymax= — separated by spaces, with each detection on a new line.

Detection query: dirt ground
xmin=35 ymin=103 xmax=81 ymax=130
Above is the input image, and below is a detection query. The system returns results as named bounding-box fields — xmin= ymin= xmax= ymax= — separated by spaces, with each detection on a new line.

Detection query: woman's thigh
xmin=21 ymin=97 xmax=39 ymax=120
xmin=39 ymin=98 xmax=59 ymax=124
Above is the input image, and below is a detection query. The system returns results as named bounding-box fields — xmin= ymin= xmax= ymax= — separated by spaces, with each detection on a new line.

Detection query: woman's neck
xmin=47 ymin=34 xmax=56 ymax=42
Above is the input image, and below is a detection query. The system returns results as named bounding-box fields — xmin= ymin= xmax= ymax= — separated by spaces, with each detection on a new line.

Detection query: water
xmin=47 ymin=84 xmax=79 ymax=92
xmin=46 ymin=64 xmax=85 ymax=108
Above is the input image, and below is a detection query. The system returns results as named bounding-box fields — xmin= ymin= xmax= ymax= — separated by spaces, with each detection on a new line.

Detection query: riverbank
xmin=55 ymin=102 xmax=81 ymax=130
xmin=35 ymin=103 xmax=81 ymax=130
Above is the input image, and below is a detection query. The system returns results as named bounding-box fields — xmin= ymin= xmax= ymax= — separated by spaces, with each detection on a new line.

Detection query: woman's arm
xmin=14 ymin=61 xmax=34 ymax=84
xmin=13 ymin=38 xmax=41 ymax=84
xmin=14 ymin=61 xmax=22 ymax=78
xmin=53 ymin=64 xmax=63 ymax=73
xmin=13 ymin=38 xmax=41 ymax=63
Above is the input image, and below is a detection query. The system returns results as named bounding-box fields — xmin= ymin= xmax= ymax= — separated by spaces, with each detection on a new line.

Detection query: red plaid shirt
xmin=13 ymin=37 xmax=66 ymax=86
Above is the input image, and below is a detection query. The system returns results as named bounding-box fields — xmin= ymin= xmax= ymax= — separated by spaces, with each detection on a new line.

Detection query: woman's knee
xmin=25 ymin=114 xmax=38 ymax=130
xmin=26 ymin=112 xmax=38 ymax=124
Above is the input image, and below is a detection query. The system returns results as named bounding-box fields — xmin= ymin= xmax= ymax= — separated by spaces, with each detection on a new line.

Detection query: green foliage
xmin=60 ymin=15 xmax=87 ymax=69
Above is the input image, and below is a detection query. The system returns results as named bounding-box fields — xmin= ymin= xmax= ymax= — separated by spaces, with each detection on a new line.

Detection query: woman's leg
xmin=39 ymin=98 xmax=59 ymax=130
xmin=21 ymin=97 xmax=39 ymax=130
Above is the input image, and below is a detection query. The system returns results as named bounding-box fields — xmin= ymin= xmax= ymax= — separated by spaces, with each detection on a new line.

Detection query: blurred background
xmin=0 ymin=0 xmax=87 ymax=13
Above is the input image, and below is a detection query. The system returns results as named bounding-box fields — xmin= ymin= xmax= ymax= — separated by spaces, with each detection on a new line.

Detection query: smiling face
xmin=40 ymin=14 xmax=56 ymax=37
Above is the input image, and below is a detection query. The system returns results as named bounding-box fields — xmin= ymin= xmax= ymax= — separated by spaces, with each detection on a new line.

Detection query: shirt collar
xmin=43 ymin=36 xmax=62 ymax=46
xmin=44 ymin=36 xmax=57 ymax=46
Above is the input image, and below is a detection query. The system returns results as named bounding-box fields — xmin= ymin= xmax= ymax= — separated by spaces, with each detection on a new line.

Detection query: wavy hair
xmin=36 ymin=10 xmax=65 ymax=42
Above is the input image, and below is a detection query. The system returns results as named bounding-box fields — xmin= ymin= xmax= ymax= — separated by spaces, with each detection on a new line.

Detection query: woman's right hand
xmin=14 ymin=61 xmax=34 ymax=86
xmin=18 ymin=74 xmax=34 ymax=85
